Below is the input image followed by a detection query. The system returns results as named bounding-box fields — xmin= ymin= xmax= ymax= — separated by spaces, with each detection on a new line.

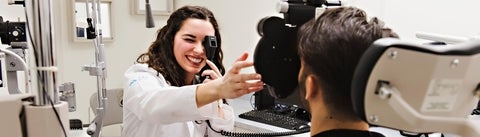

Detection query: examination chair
xmin=352 ymin=38 xmax=480 ymax=137
xmin=89 ymin=88 xmax=124 ymax=127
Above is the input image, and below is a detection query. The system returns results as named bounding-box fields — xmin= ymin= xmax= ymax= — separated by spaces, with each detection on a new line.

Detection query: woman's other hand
xmin=201 ymin=60 xmax=223 ymax=83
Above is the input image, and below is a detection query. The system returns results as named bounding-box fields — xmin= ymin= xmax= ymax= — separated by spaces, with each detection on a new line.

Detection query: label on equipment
xmin=421 ymin=79 xmax=461 ymax=112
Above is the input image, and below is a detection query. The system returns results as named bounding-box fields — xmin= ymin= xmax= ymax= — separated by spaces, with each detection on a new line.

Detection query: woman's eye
xmin=185 ymin=38 xmax=195 ymax=43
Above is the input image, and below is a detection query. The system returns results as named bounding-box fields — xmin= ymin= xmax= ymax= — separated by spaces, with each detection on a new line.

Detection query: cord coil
xmin=205 ymin=120 xmax=310 ymax=137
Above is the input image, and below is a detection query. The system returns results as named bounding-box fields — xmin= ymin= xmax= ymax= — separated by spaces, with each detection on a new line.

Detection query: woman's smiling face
xmin=173 ymin=18 xmax=215 ymax=76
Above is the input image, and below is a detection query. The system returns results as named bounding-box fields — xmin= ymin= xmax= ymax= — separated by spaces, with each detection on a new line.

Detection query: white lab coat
xmin=123 ymin=64 xmax=234 ymax=137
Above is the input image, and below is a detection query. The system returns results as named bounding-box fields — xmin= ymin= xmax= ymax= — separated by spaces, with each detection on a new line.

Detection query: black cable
xmin=44 ymin=89 xmax=68 ymax=137
xmin=472 ymin=109 xmax=480 ymax=115
xmin=472 ymin=100 xmax=480 ymax=115
xmin=399 ymin=130 xmax=433 ymax=137
xmin=205 ymin=120 xmax=310 ymax=137
xmin=24 ymin=6 xmax=67 ymax=137
xmin=23 ymin=5 xmax=40 ymax=66
xmin=206 ymin=120 xmax=221 ymax=133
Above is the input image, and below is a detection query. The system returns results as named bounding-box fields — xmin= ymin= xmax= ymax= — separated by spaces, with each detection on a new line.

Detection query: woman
xmin=123 ymin=6 xmax=264 ymax=137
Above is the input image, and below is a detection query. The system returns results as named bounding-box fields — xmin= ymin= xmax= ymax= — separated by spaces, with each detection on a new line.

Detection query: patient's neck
xmin=309 ymin=108 xmax=369 ymax=135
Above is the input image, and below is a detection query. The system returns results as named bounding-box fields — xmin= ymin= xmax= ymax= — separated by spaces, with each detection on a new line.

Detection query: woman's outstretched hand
xmin=215 ymin=52 xmax=264 ymax=98
xmin=196 ymin=52 xmax=264 ymax=107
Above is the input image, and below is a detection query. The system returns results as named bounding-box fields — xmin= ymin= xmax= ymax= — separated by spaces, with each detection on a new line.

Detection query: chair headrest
xmin=351 ymin=38 xmax=480 ymax=136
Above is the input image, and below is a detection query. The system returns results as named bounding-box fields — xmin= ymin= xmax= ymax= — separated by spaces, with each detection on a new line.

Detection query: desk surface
xmin=70 ymin=98 xmax=442 ymax=137
xmin=230 ymin=98 xmax=310 ymax=137
xmin=229 ymin=98 xmax=433 ymax=137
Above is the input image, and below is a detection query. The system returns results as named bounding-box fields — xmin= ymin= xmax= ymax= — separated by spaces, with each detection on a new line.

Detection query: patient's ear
xmin=305 ymin=75 xmax=320 ymax=101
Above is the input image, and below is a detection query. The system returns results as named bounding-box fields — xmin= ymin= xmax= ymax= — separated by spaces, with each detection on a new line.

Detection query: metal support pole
xmin=25 ymin=0 xmax=58 ymax=106
xmin=82 ymin=0 xmax=108 ymax=136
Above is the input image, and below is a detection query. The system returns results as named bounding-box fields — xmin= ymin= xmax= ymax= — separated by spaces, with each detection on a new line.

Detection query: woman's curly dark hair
xmin=136 ymin=6 xmax=225 ymax=86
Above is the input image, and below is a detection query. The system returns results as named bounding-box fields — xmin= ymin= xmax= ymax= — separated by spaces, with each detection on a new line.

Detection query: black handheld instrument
xmin=199 ymin=35 xmax=218 ymax=82
xmin=203 ymin=35 xmax=218 ymax=60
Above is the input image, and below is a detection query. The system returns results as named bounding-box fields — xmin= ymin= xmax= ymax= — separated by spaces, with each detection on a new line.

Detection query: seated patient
xmin=122 ymin=6 xmax=264 ymax=137
xmin=296 ymin=7 xmax=398 ymax=137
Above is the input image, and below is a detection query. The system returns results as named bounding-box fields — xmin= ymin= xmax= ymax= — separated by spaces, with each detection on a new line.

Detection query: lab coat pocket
xmin=207 ymin=104 xmax=234 ymax=137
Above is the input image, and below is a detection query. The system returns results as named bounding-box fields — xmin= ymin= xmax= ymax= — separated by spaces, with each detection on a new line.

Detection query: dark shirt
xmin=312 ymin=129 xmax=385 ymax=137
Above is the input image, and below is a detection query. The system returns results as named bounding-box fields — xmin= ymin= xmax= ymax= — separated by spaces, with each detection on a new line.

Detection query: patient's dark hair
xmin=297 ymin=7 xmax=398 ymax=122
xmin=136 ymin=6 xmax=224 ymax=86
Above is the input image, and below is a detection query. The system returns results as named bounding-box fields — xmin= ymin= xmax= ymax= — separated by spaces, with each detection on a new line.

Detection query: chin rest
xmin=352 ymin=38 xmax=480 ymax=137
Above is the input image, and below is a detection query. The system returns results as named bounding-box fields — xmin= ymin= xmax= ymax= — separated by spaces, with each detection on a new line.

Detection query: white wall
xmin=354 ymin=0 xmax=480 ymax=42
xmin=1 ymin=0 xmax=279 ymax=135
xmin=1 ymin=0 xmax=480 ymax=136
xmin=0 ymin=1 xmax=24 ymax=21
xmin=50 ymin=0 xmax=162 ymax=123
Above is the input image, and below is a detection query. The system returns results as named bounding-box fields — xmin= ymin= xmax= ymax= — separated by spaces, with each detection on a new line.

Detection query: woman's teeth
xmin=187 ymin=56 xmax=202 ymax=63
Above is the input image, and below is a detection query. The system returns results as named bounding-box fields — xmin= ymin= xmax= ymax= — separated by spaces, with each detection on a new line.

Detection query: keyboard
xmin=239 ymin=109 xmax=309 ymax=130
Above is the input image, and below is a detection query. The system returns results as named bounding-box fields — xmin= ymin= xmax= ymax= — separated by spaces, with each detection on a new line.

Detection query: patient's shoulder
xmin=370 ymin=131 xmax=385 ymax=137
xmin=312 ymin=129 xmax=385 ymax=137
